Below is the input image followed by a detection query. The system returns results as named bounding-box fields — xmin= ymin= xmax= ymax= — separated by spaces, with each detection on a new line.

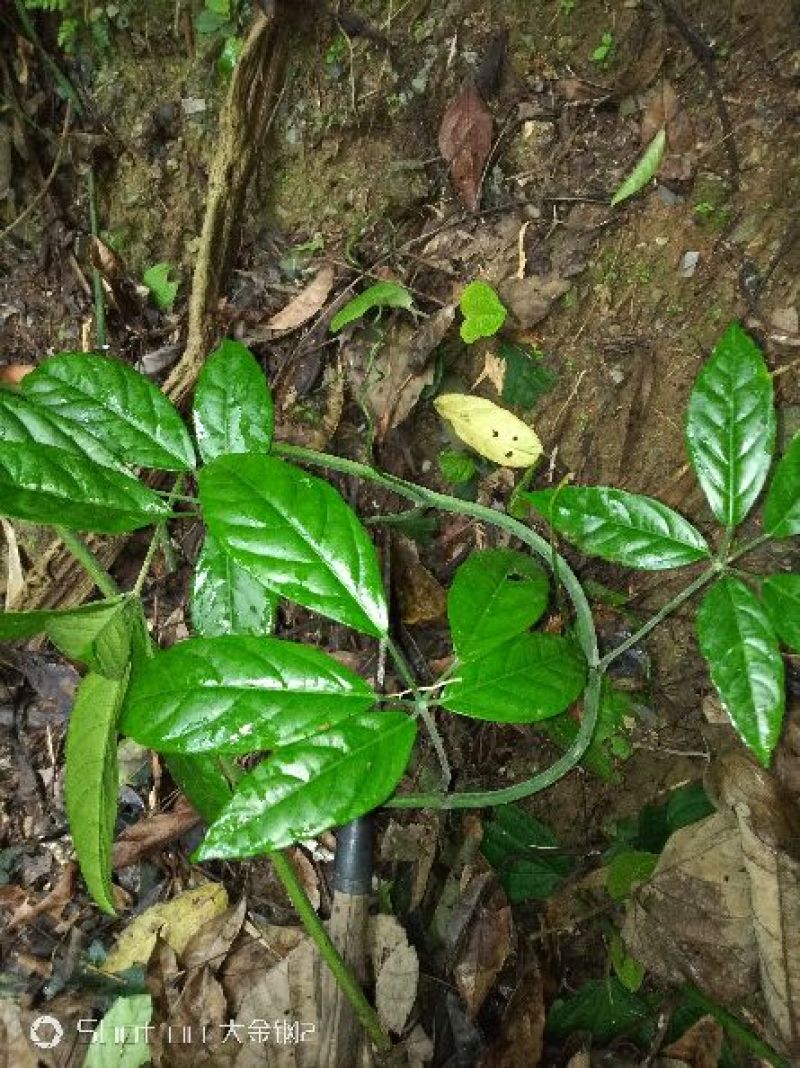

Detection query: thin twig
xmin=0 ymin=102 xmax=72 ymax=244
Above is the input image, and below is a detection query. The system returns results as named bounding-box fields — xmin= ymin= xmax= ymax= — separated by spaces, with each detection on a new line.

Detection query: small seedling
xmin=459 ymin=280 xmax=507 ymax=343
xmin=143 ymin=262 xmax=180 ymax=312
xmin=592 ymin=31 xmax=615 ymax=67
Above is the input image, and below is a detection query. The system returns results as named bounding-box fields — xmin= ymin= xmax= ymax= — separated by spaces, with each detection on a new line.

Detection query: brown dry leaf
xmin=112 ymin=798 xmax=200 ymax=869
xmin=371 ymin=914 xmax=419 ymax=1035
xmin=472 ymin=352 xmax=506 ymax=394
xmin=439 ymin=83 xmax=493 ymax=212
xmin=0 ymin=363 xmax=35 ymax=384
xmin=710 ymin=751 xmax=800 ymax=1057
xmin=267 ymin=265 xmax=335 ymax=334
xmin=2 ymin=519 xmax=23 ymax=606
xmin=392 ymin=536 xmax=446 ymax=626
xmin=90 ymin=236 xmax=143 ymax=320
xmin=774 ymin=698 xmax=800 ymax=797
xmin=621 ymin=811 xmax=758 ymax=1005
xmin=380 ymin=815 xmax=440 ymax=911
xmin=0 ymin=1000 xmax=40 ymax=1068
xmin=563 ymin=1053 xmax=590 ymax=1068
xmin=287 ymin=847 xmax=321 ymax=913
xmin=452 ymin=883 xmax=514 ymax=1017
xmin=640 ymin=80 xmax=695 ymax=183
xmin=662 ymin=1014 xmax=724 ymax=1068
xmin=495 ymin=275 xmax=570 ymax=330
xmin=182 ymin=898 xmax=247 ymax=976
xmin=8 ymin=863 xmax=75 ymax=930
xmin=477 ymin=957 xmax=545 ymax=1068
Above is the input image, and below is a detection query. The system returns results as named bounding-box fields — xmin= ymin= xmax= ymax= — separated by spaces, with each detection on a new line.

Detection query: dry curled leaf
xmin=392 ymin=536 xmax=446 ymax=626
xmin=453 ymin=882 xmax=514 ymax=1017
xmin=439 ymin=83 xmax=493 ymax=212
xmin=478 ymin=957 xmax=545 ymax=1067
xmin=266 ymin=265 xmax=335 ymax=334
xmin=112 ymin=798 xmax=201 ymax=870
xmin=640 ymin=80 xmax=695 ymax=183
xmin=371 ymin=913 xmax=419 ymax=1035
xmin=662 ymin=1014 xmax=724 ymax=1068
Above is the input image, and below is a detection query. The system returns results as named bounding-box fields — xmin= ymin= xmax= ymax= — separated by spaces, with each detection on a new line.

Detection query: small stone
xmin=421 ymin=459 xmax=432 ymax=474
xmin=181 ymin=97 xmax=206 ymax=116
xmin=770 ymin=306 xmax=799 ymax=334
xmin=609 ymin=365 xmax=626 ymax=385
xmin=680 ymin=250 xmax=700 ymax=277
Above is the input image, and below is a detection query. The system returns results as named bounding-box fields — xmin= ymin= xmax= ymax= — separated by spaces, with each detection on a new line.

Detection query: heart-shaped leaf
xmin=195 ymin=711 xmax=416 ymax=858
xmin=610 ymin=128 xmax=666 ymax=207
xmin=525 ymin=486 xmax=709 ymax=569
xmin=192 ymin=340 xmax=273 ymax=463
xmin=441 ymin=632 xmax=586 ymax=722
xmin=0 ymin=441 xmax=171 ymax=532
xmin=0 ymin=385 xmax=120 ymax=469
xmin=434 ymin=394 xmax=542 ymax=468
xmin=697 ymin=577 xmax=784 ymax=766
xmin=330 ymin=281 xmax=414 ymax=333
xmin=764 ymin=432 xmax=800 ymax=538
xmin=66 ymin=670 xmax=129 ymax=915
xmin=761 ymin=574 xmax=800 ymax=652
xmin=23 ymin=353 xmax=195 ymax=471
xmin=121 ymin=635 xmax=377 ymax=754
xmin=199 ymin=454 xmax=388 ymax=636
xmin=685 ymin=322 xmax=775 ymax=527
xmin=191 ymin=533 xmax=277 ymax=637
xmin=459 ymin=280 xmax=507 ymax=343
xmin=448 ymin=548 xmax=549 ymax=659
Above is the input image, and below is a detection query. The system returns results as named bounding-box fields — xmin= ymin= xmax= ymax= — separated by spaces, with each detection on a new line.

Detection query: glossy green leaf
xmin=459 ymin=280 xmax=507 ymax=343
xmin=764 ymin=432 xmax=800 ymax=537
xmin=191 ymin=533 xmax=277 ymax=637
xmin=525 ymin=486 xmax=709 ymax=569
xmin=610 ymin=128 xmax=666 ymax=206
xmin=166 ymin=754 xmax=234 ymax=823
xmin=547 ymin=978 xmax=651 ymax=1045
xmin=330 ymin=281 xmax=414 ymax=333
xmin=0 ymin=596 xmax=125 ymax=641
xmin=83 ymin=994 xmax=152 ymax=1068
xmin=606 ymin=849 xmax=658 ymax=900
xmin=121 ymin=635 xmax=377 ymax=754
xmin=0 ymin=441 xmax=171 ymax=532
xmin=23 ymin=353 xmax=195 ymax=471
xmin=0 ymin=385 xmax=120 ymax=469
xmin=47 ymin=597 xmax=132 ymax=678
xmin=199 ymin=454 xmax=388 ymax=636
xmin=448 ymin=548 xmax=549 ymax=659
xmin=195 ymin=711 xmax=416 ymax=858
xmin=65 ymin=670 xmax=128 ymax=915
xmin=192 ymin=340 xmax=273 ymax=463
xmin=697 ymin=577 xmax=784 ymax=766
xmin=441 ymin=632 xmax=586 ymax=722
xmin=481 ymin=806 xmax=571 ymax=902
xmin=761 ymin=574 xmax=800 ymax=652
xmin=685 ymin=322 xmax=775 ymax=527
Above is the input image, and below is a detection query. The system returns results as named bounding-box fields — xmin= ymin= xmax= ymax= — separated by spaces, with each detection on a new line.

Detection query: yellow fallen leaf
xmin=102 ymin=882 xmax=228 ymax=973
xmin=434 ymin=393 xmax=543 ymax=468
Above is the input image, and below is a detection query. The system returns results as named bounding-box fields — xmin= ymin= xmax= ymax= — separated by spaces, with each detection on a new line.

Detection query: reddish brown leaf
xmin=266 ymin=265 xmax=335 ymax=334
xmin=8 ymin=864 xmax=75 ymax=929
xmin=439 ymin=83 xmax=493 ymax=212
xmin=478 ymin=958 xmax=545 ymax=1068
xmin=453 ymin=883 xmax=514 ymax=1016
xmin=112 ymin=798 xmax=201 ymax=870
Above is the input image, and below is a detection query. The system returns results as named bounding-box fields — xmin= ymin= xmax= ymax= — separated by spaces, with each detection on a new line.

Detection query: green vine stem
xmin=56 ymin=527 xmax=121 ymax=599
xmin=678 ymin=984 xmax=790 ymax=1068
xmin=269 ymin=848 xmax=391 ymax=1052
xmin=386 ymin=636 xmax=451 ymax=790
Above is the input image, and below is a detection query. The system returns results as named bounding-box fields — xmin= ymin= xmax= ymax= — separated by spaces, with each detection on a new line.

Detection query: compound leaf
xmin=192 ymin=340 xmax=273 ymax=463
xmin=685 ymin=322 xmax=775 ymax=527
xmin=199 ymin=454 xmax=388 ymax=637
xmin=330 ymin=281 xmax=414 ymax=333
xmin=610 ymin=127 xmax=666 ymax=207
xmin=448 ymin=548 xmax=549 ymax=659
xmin=195 ymin=711 xmax=416 ymax=858
xmin=0 ymin=441 xmax=171 ymax=532
xmin=191 ymin=533 xmax=277 ymax=637
xmin=66 ymin=670 xmax=128 ymax=915
xmin=441 ymin=632 xmax=586 ymax=722
xmin=697 ymin=577 xmax=784 ymax=766
xmin=525 ymin=486 xmax=709 ymax=569
xmin=764 ymin=432 xmax=800 ymax=538
xmin=121 ymin=635 xmax=376 ymax=754
xmin=23 ymin=353 xmax=195 ymax=471
xmin=761 ymin=574 xmax=800 ymax=652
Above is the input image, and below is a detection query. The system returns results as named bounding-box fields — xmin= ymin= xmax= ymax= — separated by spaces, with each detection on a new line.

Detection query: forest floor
xmin=1 ymin=1 xmax=800 ymax=1065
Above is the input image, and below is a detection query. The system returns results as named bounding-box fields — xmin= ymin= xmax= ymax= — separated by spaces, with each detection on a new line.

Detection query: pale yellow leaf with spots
xmin=434 ymin=393 xmax=543 ymax=468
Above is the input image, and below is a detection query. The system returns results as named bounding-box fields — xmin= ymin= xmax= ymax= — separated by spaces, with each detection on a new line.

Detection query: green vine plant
xmin=0 ymin=323 xmax=797 ymax=1045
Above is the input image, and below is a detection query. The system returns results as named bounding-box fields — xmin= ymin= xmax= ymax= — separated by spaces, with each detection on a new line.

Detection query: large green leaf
xmin=525 ymin=486 xmax=709 ymax=569
xmin=440 ymin=632 xmax=586 ymax=722
xmin=685 ymin=322 xmax=775 ymax=527
xmin=191 ymin=533 xmax=277 ymax=637
xmin=447 ymin=548 xmax=549 ymax=659
xmin=166 ymin=754 xmax=234 ymax=823
xmin=121 ymin=635 xmax=377 ymax=754
xmin=199 ymin=454 xmax=388 ymax=636
xmin=195 ymin=711 xmax=416 ymax=858
xmin=65 ymin=670 xmax=128 ymax=915
xmin=697 ymin=577 xmax=784 ymax=766
xmin=0 ymin=441 xmax=171 ymax=532
xmin=764 ymin=432 xmax=800 ymax=538
xmin=192 ymin=339 xmax=273 ymax=463
xmin=0 ymin=385 xmax=120 ymax=469
xmin=23 ymin=353 xmax=195 ymax=471
xmin=761 ymin=574 xmax=800 ymax=652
